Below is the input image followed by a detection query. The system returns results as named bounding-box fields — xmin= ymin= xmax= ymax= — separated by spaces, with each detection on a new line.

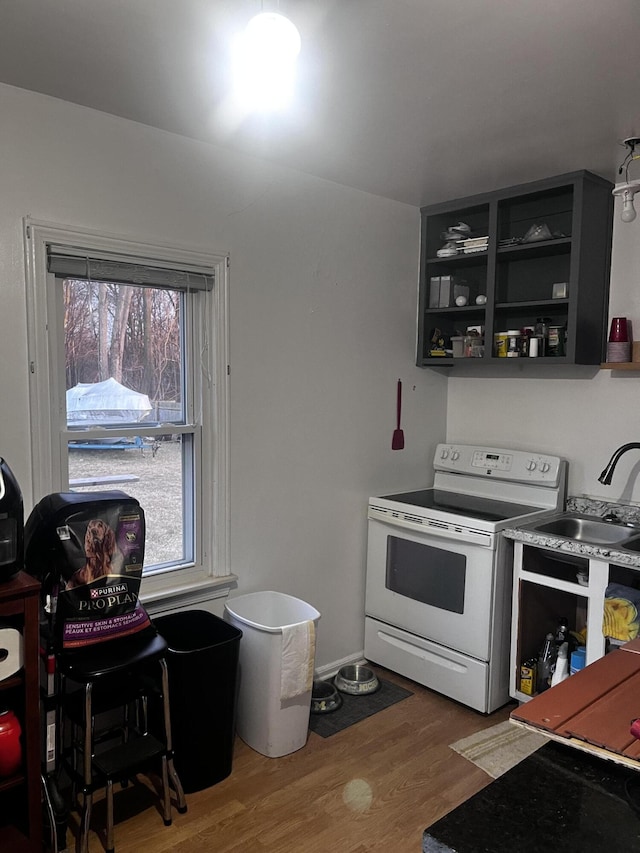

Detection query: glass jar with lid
xmin=547 ymin=325 xmax=565 ymax=356
xmin=506 ymin=330 xmax=521 ymax=357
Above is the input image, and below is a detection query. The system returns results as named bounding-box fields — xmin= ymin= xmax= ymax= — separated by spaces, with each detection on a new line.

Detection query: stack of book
xmin=457 ymin=236 xmax=488 ymax=254
xmin=429 ymin=275 xmax=470 ymax=308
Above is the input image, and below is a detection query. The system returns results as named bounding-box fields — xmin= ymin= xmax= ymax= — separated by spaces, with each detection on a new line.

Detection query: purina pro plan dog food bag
xmin=24 ymin=491 xmax=151 ymax=648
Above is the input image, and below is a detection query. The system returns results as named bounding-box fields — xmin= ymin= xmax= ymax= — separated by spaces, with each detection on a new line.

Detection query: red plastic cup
xmin=609 ymin=317 xmax=630 ymax=342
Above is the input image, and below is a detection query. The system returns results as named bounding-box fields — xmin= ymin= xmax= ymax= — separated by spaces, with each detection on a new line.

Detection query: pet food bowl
xmin=334 ymin=664 xmax=380 ymax=696
xmin=310 ymin=680 xmax=342 ymax=714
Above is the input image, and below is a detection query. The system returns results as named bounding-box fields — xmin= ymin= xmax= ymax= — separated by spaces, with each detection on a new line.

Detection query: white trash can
xmin=224 ymin=591 xmax=321 ymax=758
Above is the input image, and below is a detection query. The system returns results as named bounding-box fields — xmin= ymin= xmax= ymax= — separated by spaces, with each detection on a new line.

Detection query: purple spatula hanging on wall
xmin=392 ymin=379 xmax=405 ymax=450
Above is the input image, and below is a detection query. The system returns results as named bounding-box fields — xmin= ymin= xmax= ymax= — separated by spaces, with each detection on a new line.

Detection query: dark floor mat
xmin=308 ymin=678 xmax=413 ymax=737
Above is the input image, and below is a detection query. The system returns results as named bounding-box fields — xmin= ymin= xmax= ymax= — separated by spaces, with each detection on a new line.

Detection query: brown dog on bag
xmin=67 ymin=518 xmax=124 ymax=588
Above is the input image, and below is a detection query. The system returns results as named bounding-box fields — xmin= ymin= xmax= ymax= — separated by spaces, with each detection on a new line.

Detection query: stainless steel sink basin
xmin=533 ymin=515 xmax=636 ymax=545
xmin=622 ymin=536 xmax=640 ymax=552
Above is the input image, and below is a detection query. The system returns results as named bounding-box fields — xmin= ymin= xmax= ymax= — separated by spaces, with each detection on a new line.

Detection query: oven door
xmin=365 ymin=514 xmax=496 ymax=661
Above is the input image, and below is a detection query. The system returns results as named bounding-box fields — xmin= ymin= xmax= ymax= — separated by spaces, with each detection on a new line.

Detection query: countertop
xmin=502 ymin=496 xmax=640 ymax=568
xmin=422 ymin=740 xmax=640 ymax=852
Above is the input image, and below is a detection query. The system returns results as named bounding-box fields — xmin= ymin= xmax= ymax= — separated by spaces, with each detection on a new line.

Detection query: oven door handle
xmin=368 ymin=509 xmax=494 ymax=548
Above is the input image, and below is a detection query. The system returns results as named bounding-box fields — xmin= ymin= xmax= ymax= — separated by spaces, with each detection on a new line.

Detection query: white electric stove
xmin=364 ymin=444 xmax=567 ymax=713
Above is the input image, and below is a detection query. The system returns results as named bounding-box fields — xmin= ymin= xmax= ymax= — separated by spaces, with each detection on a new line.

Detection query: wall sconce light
xmin=613 ymin=137 xmax=640 ymax=223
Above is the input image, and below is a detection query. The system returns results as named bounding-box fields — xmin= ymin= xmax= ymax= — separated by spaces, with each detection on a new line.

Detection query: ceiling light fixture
xmin=245 ymin=11 xmax=301 ymax=60
xmin=231 ymin=8 xmax=301 ymax=113
xmin=613 ymin=137 xmax=640 ymax=223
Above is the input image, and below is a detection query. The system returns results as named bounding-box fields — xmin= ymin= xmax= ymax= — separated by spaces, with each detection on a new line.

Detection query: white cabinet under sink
xmin=509 ymin=541 xmax=629 ymax=703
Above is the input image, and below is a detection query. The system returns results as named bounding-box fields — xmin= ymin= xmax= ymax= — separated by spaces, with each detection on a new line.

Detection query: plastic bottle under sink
xmin=550 ymin=642 xmax=570 ymax=687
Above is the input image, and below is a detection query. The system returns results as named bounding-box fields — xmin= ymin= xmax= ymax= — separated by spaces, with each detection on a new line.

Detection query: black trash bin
xmin=153 ymin=610 xmax=242 ymax=794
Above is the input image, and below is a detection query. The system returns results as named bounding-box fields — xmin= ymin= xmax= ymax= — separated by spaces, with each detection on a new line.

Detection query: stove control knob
xmin=526 ymin=460 xmax=537 ymax=471
xmin=451 ymin=451 xmax=460 ymax=461
xmin=440 ymin=448 xmax=450 ymax=459
xmin=540 ymin=461 xmax=551 ymax=473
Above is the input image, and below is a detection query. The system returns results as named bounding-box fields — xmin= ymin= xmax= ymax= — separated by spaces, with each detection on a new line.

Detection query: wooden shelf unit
xmin=0 ymin=572 xmax=42 ymax=852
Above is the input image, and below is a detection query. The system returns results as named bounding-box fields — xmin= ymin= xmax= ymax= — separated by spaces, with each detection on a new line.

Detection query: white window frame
xmin=23 ymin=217 xmax=232 ymax=605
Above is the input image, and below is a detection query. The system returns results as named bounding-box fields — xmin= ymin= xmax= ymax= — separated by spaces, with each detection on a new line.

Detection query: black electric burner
xmin=379 ymin=489 xmax=541 ymax=523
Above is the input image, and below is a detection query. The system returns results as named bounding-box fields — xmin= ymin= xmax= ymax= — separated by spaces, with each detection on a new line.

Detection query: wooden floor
xmin=66 ymin=667 xmax=515 ymax=853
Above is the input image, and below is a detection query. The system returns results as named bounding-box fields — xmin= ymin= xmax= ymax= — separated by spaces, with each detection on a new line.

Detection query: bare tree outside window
xmin=63 ymin=280 xmax=182 ymax=406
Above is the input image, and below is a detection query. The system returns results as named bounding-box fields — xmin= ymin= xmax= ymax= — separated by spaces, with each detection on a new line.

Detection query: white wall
xmin=0 ymin=83 xmax=447 ymax=669
xmin=447 ymin=213 xmax=640 ymax=504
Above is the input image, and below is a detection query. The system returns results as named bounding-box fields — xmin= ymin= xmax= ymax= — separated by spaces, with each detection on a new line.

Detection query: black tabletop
xmin=423 ymin=741 xmax=640 ymax=852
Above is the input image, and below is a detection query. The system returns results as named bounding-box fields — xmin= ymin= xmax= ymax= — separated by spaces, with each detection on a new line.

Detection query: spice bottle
xmin=519 ymin=328 xmax=532 ymax=357
xmin=535 ymin=318 xmax=551 ymax=356
xmin=547 ymin=325 xmax=565 ymax=356
xmin=506 ymin=330 xmax=520 ymax=357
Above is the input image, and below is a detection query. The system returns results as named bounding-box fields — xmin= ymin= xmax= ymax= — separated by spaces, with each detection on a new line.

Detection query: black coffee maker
xmin=0 ymin=458 xmax=23 ymax=582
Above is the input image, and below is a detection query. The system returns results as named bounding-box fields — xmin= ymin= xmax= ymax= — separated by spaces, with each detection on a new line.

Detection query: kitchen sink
xmin=532 ymin=515 xmax=637 ymax=545
xmin=622 ymin=536 xmax=640 ymax=552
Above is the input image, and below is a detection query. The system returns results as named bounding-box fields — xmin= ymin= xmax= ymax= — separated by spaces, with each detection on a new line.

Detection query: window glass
xmin=63 ymin=280 xmax=184 ymax=424
xmin=61 ymin=278 xmax=193 ymax=573
xmin=67 ymin=434 xmax=189 ymax=568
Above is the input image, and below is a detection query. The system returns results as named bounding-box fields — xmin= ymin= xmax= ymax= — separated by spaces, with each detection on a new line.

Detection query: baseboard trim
xmin=315 ymin=651 xmax=367 ymax=680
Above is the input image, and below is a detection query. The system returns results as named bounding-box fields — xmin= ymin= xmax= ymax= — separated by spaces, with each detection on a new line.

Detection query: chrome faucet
xmin=598 ymin=443 xmax=640 ymax=485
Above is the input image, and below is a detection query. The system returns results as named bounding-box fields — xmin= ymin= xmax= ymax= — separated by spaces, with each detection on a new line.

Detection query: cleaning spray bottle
xmin=550 ymin=642 xmax=570 ymax=687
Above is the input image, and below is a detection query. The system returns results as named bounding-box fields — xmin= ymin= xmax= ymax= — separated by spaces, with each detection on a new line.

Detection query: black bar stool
xmin=57 ymin=629 xmax=187 ymax=853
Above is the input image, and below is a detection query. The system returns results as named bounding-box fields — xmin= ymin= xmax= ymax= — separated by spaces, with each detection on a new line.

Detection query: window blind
xmin=47 ymin=244 xmax=214 ymax=292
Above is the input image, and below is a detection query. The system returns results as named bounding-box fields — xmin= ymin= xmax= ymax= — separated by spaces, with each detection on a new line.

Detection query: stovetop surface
xmin=377 ymin=488 xmax=542 ymax=523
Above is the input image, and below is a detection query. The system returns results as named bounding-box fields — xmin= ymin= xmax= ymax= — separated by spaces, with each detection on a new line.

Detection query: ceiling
xmin=1 ymin=0 xmax=639 ymax=207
